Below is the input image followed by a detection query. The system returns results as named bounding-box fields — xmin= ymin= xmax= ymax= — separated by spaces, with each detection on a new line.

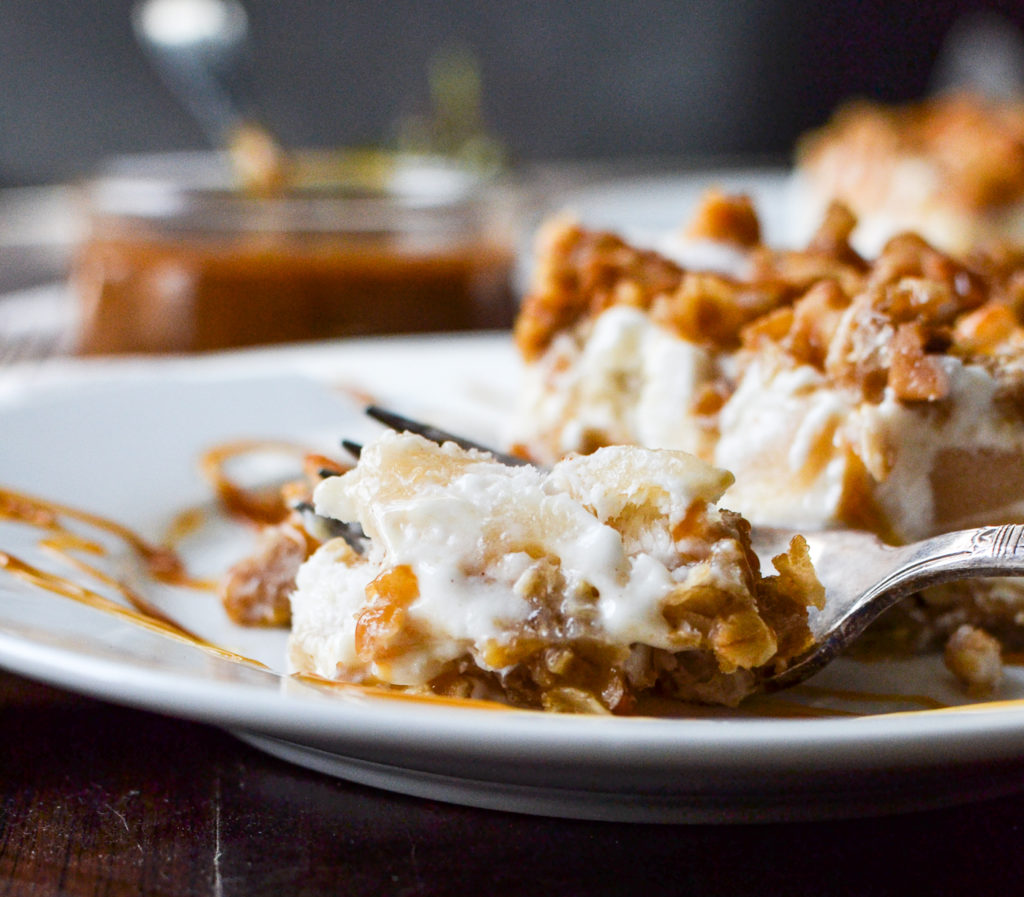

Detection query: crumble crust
xmin=794 ymin=92 xmax=1024 ymax=255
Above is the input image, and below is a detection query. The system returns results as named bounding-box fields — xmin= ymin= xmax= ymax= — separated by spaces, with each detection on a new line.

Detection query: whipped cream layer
xmin=518 ymin=303 xmax=1024 ymax=543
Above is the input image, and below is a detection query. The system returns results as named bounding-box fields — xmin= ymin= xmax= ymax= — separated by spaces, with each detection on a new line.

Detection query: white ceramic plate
xmin=4 ymin=334 xmax=1024 ymax=823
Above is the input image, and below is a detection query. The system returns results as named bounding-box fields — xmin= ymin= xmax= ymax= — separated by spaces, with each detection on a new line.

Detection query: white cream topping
xmin=654 ymin=234 xmax=752 ymax=277
xmin=715 ymin=359 xmax=853 ymax=530
xmin=514 ymin=290 xmax=1024 ymax=545
xmin=865 ymin=359 xmax=1024 ymax=538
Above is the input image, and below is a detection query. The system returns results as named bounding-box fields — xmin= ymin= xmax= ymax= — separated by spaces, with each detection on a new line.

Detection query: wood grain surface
xmin=4 ymin=669 xmax=1024 ymax=896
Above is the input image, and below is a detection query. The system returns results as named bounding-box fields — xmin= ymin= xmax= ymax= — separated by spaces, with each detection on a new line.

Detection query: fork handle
xmin=881 ymin=523 xmax=1024 ymax=596
xmin=762 ymin=523 xmax=1024 ymax=693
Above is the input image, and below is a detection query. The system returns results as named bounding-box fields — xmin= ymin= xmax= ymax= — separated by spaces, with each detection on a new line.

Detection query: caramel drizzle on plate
xmin=198 ymin=439 xmax=312 ymax=526
xmin=292 ymin=672 xmax=512 ymax=711
xmin=0 ymin=487 xmax=191 ymax=585
xmin=0 ymin=485 xmax=263 ymax=668
xmin=786 ymin=683 xmax=947 ymax=712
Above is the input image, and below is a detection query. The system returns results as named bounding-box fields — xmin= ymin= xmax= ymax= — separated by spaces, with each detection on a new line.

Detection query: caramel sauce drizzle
xmin=164 ymin=506 xmax=210 ymax=550
xmin=0 ymin=551 xmax=258 ymax=664
xmin=292 ymin=672 xmax=512 ymax=711
xmin=739 ymin=698 xmax=859 ymax=719
xmin=0 ymin=485 xmax=264 ymax=669
xmin=37 ymin=530 xmax=196 ymax=634
xmin=0 ymin=487 xmax=189 ymax=584
xmin=198 ymin=439 xmax=312 ymax=526
xmin=787 ymin=682 xmax=947 ymax=712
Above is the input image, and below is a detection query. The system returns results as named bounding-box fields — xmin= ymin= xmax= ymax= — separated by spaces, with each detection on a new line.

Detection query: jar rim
xmin=79 ymin=150 xmax=507 ymax=235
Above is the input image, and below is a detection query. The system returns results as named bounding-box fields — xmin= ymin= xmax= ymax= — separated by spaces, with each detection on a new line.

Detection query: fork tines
xmin=340 ymin=440 xmax=363 ymax=461
xmin=362 ymin=405 xmax=532 ymax=466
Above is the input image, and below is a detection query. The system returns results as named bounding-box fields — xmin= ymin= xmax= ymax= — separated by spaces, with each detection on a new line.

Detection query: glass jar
xmin=71 ymin=151 xmax=520 ymax=354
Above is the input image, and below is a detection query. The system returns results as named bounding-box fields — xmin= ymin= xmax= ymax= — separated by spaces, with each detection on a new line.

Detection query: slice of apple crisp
xmin=287 ymin=430 xmax=823 ymax=712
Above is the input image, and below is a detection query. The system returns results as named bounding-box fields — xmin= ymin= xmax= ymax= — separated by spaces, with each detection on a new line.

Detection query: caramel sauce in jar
xmin=71 ymin=152 xmax=520 ymax=354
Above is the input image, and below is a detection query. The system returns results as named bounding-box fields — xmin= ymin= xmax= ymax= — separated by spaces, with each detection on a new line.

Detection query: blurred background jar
xmin=72 ymin=149 xmax=520 ymax=354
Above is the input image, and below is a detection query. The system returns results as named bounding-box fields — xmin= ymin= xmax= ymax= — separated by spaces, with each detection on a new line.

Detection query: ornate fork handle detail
xmin=971 ymin=524 xmax=1024 ymax=559
xmin=907 ymin=525 xmax=1024 ymax=588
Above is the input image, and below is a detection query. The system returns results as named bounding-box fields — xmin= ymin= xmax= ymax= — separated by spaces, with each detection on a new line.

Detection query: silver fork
xmin=361 ymin=405 xmax=1024 ymax=692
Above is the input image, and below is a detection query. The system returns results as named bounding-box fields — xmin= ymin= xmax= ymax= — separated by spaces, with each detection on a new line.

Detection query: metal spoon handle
xmin=132 ymin=0 xmax=253 ymax=142
xmin=132 ymin=0 xmax=284 ymax=191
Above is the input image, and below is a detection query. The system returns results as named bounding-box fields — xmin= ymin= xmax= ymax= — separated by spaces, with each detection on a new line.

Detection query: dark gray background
xmin=2 ymin=0 xmax=1023 ymax=186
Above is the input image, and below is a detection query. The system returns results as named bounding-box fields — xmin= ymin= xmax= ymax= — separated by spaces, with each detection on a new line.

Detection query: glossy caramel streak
xmin=0 ymin=551 xmax=264 ymax=668
xmin=291 ymin=673 xmax=512 ymax=710
xmin=38 ymin=534 xmax=201 ymax=635
xmin=164 ymin=506 xmax=210 ymax=548
xmin=0 ymin=485 xmax=266 ymax=669
xmin=791 ymin=682 xmax=948 ymax=712
xmin=0 ymin=487 xmax=189 ymax=585
xmin=737 ymin=696 xmax=861 ymax=719
xmin=198 ymin=440 xmax=309 ymax=526
xmin=880 ymin=697 xmax=1024 ymax=718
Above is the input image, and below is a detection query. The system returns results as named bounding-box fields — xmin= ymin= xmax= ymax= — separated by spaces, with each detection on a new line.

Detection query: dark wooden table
xmin=4 ymin=669 xmax=1024 ymax=896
